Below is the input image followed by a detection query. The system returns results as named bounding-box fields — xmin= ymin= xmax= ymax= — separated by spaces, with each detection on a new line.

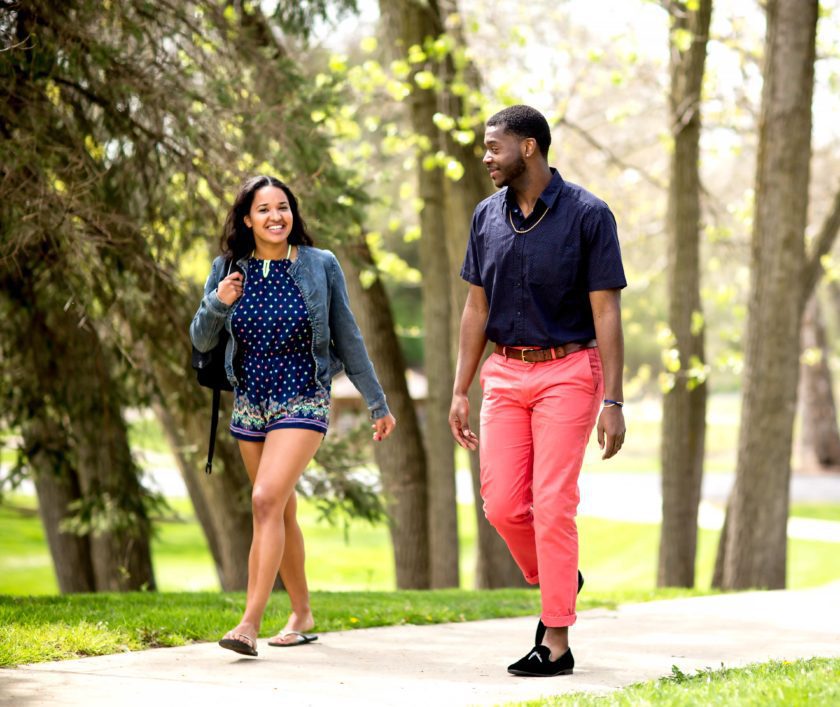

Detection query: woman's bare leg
xmin=238 ymin=440 xmax=263 ymax=604
xmin=238 ymin=440 xmax=315 ymax=639
xmin=276 ymin=494 xmax=314 ymax=632
xmin=223 ymin=429 xmax=322 ymax=643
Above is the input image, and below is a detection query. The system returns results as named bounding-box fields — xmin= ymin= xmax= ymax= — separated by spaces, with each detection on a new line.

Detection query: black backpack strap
xmin=205 ymin=387 xmax=221 ymax=474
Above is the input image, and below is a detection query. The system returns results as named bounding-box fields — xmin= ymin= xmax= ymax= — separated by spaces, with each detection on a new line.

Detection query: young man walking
xmin=448 ymin=105 xmax=626 ymax=677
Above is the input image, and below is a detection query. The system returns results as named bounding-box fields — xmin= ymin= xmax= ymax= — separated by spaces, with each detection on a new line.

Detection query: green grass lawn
xmin=0 ymin=585 xmax=714 ymax=668
xmin=3 ymin=401 xmax=839 ymax=703
xmin=790 ymin=503 xmax=840 ymax=522
xmin=0 ymin=496 xmax=840 ymax=595
xmin=2 ymin=494 xmax=838 ymax=597
xmin=514 ymin=658 xmax=840 ymax=706
xmin=0 ymin=588 xmax=538 ymax=666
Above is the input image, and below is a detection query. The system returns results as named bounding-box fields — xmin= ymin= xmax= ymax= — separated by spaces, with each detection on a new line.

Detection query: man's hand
xmin=449 ymin=393 xmax=478 ymax=451
xmin=597 ymin=405 xmax=625 ymax=459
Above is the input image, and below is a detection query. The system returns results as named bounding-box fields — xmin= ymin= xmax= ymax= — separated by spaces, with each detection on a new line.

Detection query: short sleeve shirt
xmin=460 ymin=169 xmax=626 ymax=347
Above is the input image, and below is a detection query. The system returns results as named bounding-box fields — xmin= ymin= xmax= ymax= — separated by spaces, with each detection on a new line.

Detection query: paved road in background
xmin=128 ymin=454 xmax=840 ymax=543
xmin=576 ymin=471 xmax=840 ymax=542
xmin=8 ymin=448 xmax=840 ymax=542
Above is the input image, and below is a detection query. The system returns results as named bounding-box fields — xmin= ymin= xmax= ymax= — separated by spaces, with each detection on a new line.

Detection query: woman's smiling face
xmin=244 ymin=185 xmax=294 ymax=253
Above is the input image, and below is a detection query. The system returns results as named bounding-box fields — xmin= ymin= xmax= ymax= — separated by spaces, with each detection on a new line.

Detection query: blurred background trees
xmin=659 ymin=0 xmax=712 ymax=589
xmin=2 ymin=0 xmax=840 ymax=594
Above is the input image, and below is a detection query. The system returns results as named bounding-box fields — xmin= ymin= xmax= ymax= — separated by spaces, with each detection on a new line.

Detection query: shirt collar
xmin=504 ymin=167 xmax=565 ymax=213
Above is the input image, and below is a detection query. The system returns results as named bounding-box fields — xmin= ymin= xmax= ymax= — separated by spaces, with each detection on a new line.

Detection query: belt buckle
xmin=519 ymin=347 xmax=538 ymax=363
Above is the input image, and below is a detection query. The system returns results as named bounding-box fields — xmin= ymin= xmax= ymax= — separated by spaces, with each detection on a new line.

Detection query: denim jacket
xmin=189 ymin=246 xmax=389 ymax=420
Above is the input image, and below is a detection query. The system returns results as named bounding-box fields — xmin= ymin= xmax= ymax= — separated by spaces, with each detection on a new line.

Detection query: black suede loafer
xmin=534 ymin=570 xmax=585 ymax=645
xmin=508 ymin=645 xmax=574 ymax=677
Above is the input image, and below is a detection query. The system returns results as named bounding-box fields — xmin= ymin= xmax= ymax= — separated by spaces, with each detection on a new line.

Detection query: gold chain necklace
xmin=508 ymin=207 xmax=549 ymax=234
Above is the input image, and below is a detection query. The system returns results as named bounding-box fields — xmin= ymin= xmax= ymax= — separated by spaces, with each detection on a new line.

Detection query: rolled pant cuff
xmin=541 ymin=612 xmax=577 ymax=628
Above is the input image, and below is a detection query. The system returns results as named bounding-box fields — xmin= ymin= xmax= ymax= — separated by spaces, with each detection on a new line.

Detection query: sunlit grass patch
xmin=513 ymin=657 xmax=840 ymax=706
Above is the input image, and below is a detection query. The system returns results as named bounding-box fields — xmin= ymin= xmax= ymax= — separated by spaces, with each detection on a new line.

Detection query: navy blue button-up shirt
xmin=460 ymin=169 xmax=626 ymax=347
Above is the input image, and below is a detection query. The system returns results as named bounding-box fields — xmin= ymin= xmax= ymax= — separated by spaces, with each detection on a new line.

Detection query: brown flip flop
xmin=219 ymin=632 xmax=258 ymax=656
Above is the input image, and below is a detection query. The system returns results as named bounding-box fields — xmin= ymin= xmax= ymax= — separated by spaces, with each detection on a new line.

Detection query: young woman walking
xmin=190 ymin=175 xmax=396 ymax=656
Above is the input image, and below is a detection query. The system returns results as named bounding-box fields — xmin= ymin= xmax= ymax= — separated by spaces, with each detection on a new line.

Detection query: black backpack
xmin=191 ymin=259 xmax=236 ymax=474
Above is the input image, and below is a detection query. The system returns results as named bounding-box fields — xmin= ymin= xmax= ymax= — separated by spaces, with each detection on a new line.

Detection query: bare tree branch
xmin=555 ymin=114 xmax=668 ymax=190
xmin=801 ymin=184 xmax=840 ymax=309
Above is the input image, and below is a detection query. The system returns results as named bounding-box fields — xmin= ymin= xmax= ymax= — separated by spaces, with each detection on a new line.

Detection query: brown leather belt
xmin=493 ymin=339 xmax=597 ymax=363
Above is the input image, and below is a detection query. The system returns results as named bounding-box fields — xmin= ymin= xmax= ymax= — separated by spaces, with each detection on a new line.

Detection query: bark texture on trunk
xmin=719 ymin=0 xmax=818 ymax=590
xmin=658 ymin=0 xmax=712 ymax=588
xmin=798 ymin=295 xmax=840 ymax=468
xmin=67 ymin=322 xmax=156 ymax=591
xmin=25 ymin=418 xmax=96 ymax=593
xmin=337 ymin=240 xmax=431 ymax=589
xmin=13 ymin=264 xmax=157 ymax=592
xmin=416 ymin=143 xmax=460 ymax=586
xmin=378 ymin=0 xmax=459 ymax=589
xmin=436 ymin=0 xmax=530 ymax=587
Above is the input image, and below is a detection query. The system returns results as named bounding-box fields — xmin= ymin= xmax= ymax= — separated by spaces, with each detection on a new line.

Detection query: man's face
xmin=483 ymin=124 xmax=527 ymax=188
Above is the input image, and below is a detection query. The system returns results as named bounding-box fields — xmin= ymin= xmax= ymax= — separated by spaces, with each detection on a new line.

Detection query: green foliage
xmin=0 ymin=0 xmax=379 ymax=533
xmin=269 ymin=0 xmax=359 ymax=40
xmin=295 ymin=19 xmax=496 ymax=365
xmin=306 ymin=421 xmax=385 ymax=527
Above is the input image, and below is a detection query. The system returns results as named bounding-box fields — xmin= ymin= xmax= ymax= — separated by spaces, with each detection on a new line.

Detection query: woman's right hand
xmin=216 ymin=272 xmax=244 ymax=306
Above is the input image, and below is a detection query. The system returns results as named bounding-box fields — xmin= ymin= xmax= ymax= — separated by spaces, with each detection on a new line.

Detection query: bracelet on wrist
xmin=603 ymin=399 xmax=624 ymax=408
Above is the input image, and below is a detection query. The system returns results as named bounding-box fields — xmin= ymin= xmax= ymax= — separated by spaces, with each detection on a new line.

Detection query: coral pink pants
xmin=479 ymin=347 xmax=603 ymax=627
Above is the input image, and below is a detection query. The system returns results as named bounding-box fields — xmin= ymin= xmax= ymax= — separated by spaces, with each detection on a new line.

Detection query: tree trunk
xmin=152 ymin=392 xmax=253 ymax=591
xmin=64 ymin=320 xmax=157 ymax=592
xmin=337 ymin=239 xmax=431 ymax=589
xmin=11 ymin=263 xmax=156 ymax=592
xmin=386 ymin=0 xmax=460 ymax=588
xmin=798 ymin=294 xmax=840 ymax=467
xmin=435 ymin=0 xmax=529 ymax=587
xmin=658 ymin=0 xmax=712 ymax=588
xmin=718 ymin=0 xmax=817 ymax=590
xmin=710 ymin=499 xmax=729 ymax=589
xmin=419 ymin=183 xmax=460 ymax=587
xmin=24 ymin=419 xmax=96 ymax=593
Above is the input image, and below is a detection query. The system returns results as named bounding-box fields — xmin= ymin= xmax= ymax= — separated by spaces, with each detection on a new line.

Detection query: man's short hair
xmin=486 ymin=105 xmax=551 ymax=158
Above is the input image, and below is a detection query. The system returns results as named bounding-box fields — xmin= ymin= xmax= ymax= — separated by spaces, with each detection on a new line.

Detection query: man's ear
xmin=522 ymin=137 xmax=537 ymax=159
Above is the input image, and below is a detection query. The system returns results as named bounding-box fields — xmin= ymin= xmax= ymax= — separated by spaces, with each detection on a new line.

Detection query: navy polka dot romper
xmin=229 ymin=255 xmax=330 ymax=440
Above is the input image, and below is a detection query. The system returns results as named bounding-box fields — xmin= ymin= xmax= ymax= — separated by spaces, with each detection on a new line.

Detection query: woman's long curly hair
xmin=220 ymin=175 xmax=314 ymax=262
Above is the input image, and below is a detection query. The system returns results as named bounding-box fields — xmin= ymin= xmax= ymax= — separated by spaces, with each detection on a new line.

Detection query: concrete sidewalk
xmin=2 ymin=584 xmax=838 ymax=707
